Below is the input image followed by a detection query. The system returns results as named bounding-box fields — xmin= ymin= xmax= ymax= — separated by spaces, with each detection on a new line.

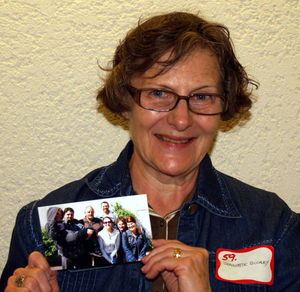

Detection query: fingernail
xmin=46 ymin=271 xmax=51 ymax=280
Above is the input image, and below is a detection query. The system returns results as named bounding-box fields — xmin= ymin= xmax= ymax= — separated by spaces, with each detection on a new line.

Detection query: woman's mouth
xmin=155 ymin=134 xmax=192 ymax=144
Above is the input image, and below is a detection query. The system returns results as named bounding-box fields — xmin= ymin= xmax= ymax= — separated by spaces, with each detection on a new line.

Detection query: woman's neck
xmin=130 ymin=158 xmax=198 ymax=217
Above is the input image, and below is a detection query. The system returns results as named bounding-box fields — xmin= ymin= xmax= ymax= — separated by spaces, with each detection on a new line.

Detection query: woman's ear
xmin=121 ymin=111 xmax=130 ymax=120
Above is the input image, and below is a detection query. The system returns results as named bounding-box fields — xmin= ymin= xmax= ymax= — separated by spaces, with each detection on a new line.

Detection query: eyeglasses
xmin=127 ymin=85 xmax=227 ymax=115
xmin=103 ymin=221 xmax=112 ymax=224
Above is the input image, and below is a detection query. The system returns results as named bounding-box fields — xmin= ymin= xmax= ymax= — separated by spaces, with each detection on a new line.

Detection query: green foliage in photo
xmin=113 ymin=201 xmax=136 ymax=218
xmin=42 ymin=228 xmax=56 ymax=257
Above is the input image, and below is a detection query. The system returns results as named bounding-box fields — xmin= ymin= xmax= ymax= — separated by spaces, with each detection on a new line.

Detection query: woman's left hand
xmin=5 ymin=252 xmax=59 ymax=292
xmin=141 ymin=239 xmax=211 ymax=292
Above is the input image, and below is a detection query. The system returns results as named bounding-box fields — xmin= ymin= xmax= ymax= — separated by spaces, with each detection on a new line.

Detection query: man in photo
xmin=79 ymin=206 xmax=104 ymax=266
xmin=61 ymin=207 xmax=92 ymax=269
xmin=99 ymin=201 xmax=118 ymax=224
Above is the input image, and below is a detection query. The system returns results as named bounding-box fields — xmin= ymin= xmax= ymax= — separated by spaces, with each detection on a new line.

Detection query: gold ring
xmin=174 ymin=248 xmax=182 ymax=258
xmin=15 ymin=274 xmax=26 ymax=287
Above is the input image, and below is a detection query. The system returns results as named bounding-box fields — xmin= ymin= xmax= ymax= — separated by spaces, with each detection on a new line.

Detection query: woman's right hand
xmin=141 ymin=239 xmax=211 ymax=292
xmin=5 ymin=252 xmax=60 ymax=292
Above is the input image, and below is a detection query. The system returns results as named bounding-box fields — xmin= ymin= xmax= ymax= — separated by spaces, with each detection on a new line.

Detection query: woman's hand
xmin=141 ymin=239 xmax=211 ymax=292
xmin=5 ymin=252 xmax=60 ymax=292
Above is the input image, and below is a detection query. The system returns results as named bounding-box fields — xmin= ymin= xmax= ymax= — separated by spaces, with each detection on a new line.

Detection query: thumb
xmin=49 ymin=270 xmax=60 ymax=292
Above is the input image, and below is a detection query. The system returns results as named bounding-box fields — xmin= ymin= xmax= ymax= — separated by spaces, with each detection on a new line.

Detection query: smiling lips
xmin=155 ymin=134 xmax=192 ymax=144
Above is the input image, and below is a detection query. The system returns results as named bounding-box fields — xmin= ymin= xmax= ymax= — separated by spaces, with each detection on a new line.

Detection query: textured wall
xmin=1 ymin=0 xmax=299 ymax=274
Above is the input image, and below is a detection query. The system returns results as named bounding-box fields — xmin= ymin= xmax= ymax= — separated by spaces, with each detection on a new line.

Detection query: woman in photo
xmin=115 ymin=216 xmax=127 ymax=263
xmin=44 ymin=207 xmax=65 ymax=261
xmin=122 ymin=216 xmax=147 ymax=262
xmin=98 ymin=217 xmax=120 ymax=264
xmin=116 ymin=216 xmax=127 ymax=233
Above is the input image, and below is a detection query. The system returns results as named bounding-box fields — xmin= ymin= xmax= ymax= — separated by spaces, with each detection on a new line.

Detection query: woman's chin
xmin=154 ymin=160 xmax=199 ymax=178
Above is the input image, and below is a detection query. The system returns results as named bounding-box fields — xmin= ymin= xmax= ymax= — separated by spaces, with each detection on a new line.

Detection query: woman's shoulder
xmin=99 ymin=228 xmax=107 ymax=235
xmin=123 ymin=229 xmax=132 ymax=236
xmin=113 ymin=228 xmax=120 ymax=235
xmin=137 ymin=227 xmax=145 ymax=235
xmin=217 ymin=170 xmax=289 ymax=208
xmin=216 ymin=170 xmax=298 ymax=232
xmin=38 ymin=168 xmax=105 ymax=207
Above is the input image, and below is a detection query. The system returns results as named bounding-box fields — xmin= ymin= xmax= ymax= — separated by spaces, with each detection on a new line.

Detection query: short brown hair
xmin=126 ymin=216 xmax=136 ymax=224
xmin=97 ymin=12 xmax=258 ymax=121
xmin=63 ymin=207 xmax=74 ymax=215
xmin=115 ymin=216 xmax=126 ymax=225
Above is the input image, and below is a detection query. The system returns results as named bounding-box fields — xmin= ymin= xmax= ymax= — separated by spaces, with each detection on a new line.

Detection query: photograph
xmin=38 ymin=195 xmax=153 ymax=270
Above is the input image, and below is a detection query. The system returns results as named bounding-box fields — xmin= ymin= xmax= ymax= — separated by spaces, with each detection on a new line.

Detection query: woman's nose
xmin=167 ymin=99 xmax=193 ymax=131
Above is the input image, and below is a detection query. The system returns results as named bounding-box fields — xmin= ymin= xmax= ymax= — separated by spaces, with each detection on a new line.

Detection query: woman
xmin=2 ymin=11 xmax=300 ymax=292
xmin=122 ymin=216 xmax=147 ymax=262
xmin=45 ymin=207 xmax=64 ymax=240
xmin=115 ymin=216 xmax=127 ymax=263
xmin=98 ymin=217 xmax=120 ymax=264
xmin=115 ymin=216 xmax=127 ymax=233
xmin=44 ymin=207 xmax=65 ymax=260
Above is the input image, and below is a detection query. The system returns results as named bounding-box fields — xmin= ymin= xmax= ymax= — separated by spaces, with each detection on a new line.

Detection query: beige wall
xmin=1 ymin=0 xmax=299 ymax=273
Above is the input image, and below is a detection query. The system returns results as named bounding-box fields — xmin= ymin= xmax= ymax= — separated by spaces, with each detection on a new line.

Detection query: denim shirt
xmin=122 ymin=229 xmax=147 ymax=262
xmin=1 ymin=141 xmax=300 ymax=292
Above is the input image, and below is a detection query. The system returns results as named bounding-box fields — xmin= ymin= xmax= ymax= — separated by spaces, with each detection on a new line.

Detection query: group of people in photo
xmin=44 ymin=201 xmax=148 ymax=269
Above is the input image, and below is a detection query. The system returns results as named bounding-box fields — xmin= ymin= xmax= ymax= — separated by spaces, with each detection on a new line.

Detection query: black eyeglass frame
xmin=126 ymin=84 xmax=227 ymax=115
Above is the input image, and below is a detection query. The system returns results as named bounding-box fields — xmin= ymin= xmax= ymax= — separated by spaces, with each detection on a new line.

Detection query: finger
xmin=144 ymin=256 xmax=189 ymax=279
xmin=145 ymin=255 xmax=209 ymax=283
xmin=150 ymin=240 xmax=207 ymax=260
xmin=47 ymin=270 xmax=59 ymax=292
xmin=141 ymin=246 xmax=184 ymax=274
xmin=8 ymin=270 xmax=42 ymax=291
xmin=142 ymin=240 xmax=183 ymax=264
xmin=7 ymin=275 xmax=28 ymax=291
xmin=27 ymin=252 xmax=52 ymax=281
xmin=13 ymin=269 xmax=52 ymax=292
xmin=152 ymin=239 xmax=168 ymax=248
xmin=161 ymin=258 xmax=211 ymax=292
xmin=143 ymin=245 xmax=209 ymax=276
xmin=28 ymin=253 xmax=59 ymax=292
xmin=153 ymin=239 xmax=181 ymax=248
xmin=16 ymin=275 xmax=42 ymax=291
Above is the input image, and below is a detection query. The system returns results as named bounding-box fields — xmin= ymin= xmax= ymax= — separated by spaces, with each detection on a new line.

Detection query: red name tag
xmin=216 ymin=246 xmax=274 ymax=285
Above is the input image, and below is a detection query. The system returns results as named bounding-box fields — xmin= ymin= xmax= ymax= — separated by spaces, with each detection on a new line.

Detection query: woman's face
xmin=117 ymin=221 xmax=126 ymax=232
xmin=103 ymin=219 xmax=113 ymax=231
xmin=55 ymin=210 xmax=63 ymax=221
xmin=127 ymin=221 xmax=136 ymax=233
xmin=123 ymin=49 xmax=222 ymax=180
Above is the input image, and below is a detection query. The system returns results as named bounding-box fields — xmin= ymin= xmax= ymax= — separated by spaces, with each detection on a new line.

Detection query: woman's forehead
xmin=131 ymin=48 xmax=221 ymax=91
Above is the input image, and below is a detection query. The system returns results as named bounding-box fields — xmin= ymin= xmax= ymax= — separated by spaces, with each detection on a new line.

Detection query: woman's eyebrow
xmin=140 ymin=83 xmax=219 ymax=93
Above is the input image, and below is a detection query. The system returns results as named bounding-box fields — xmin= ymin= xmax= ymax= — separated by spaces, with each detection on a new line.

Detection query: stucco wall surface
xmin=1 ymin=0 xmax=299 ymax=275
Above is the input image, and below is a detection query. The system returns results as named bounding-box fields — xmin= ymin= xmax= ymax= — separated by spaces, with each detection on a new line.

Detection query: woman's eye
xmin=194 ymin=94 xmax=211 ymax=101
xmin=151 ymin=90 xmax=165 ymax=97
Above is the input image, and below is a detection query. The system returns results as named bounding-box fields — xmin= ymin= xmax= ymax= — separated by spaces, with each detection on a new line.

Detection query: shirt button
xmin=188 ymin=204 xmax=197 ymax=215
xmin=160 ymin=220 xmax=165 ymax=227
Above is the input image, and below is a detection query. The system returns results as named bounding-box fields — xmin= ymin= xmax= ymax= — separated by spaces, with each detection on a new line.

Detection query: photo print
xmin=38 ymin=194 xmax=153 ymax=271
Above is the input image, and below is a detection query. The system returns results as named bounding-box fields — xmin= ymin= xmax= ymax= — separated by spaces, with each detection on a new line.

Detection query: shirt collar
xmin=193 ymin=155 xmax=241 ymax=218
